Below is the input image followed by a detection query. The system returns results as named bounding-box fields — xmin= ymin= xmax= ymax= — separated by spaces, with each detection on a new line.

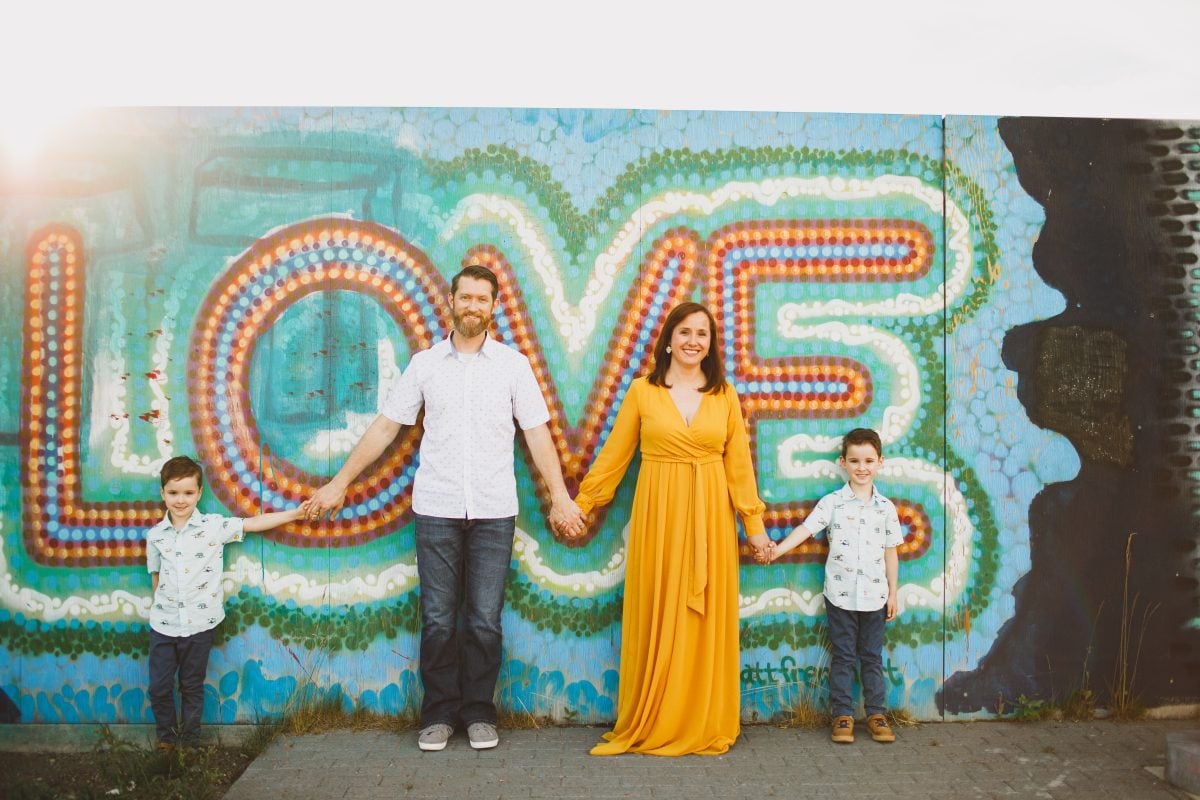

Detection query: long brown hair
xmin=646 ymin=302 xmax=726 ymax=394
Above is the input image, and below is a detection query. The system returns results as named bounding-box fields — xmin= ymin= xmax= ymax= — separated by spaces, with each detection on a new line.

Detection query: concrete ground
xmin=223 ymin=719 xmax=1200 ymax=800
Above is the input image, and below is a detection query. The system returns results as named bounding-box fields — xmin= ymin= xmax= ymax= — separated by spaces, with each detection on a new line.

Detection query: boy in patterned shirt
xmin=146 ymin=456 xmax=302 ymax=751
xmin=760 ymin=428 xmax=903 ymax=744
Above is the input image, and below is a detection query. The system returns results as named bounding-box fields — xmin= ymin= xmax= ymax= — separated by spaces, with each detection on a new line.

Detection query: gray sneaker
xmin=418 ymin=723 xmax=454 ymax=751
xmin=467 ymin=721 xmax=499 ymax=750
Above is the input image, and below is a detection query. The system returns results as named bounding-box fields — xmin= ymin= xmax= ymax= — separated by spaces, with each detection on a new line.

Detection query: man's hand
xmin=549 ymin=494 xmax=585 ymax=539
xmin=522 ymin=424 xmax=583 ymax=539
xmin=886 ymin=592 xmax=897 ymax=621
xmin=304 ymin=481 xmax=348 ymax=521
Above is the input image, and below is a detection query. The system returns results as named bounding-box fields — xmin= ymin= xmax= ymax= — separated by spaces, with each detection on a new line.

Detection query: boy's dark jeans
xmin=149 ymin=627 xmax=214 ymax=744
xmin=414 ymin=514 xmax=515 ymax=729
xmin=825 ymin=600 xmax=887 ymax=718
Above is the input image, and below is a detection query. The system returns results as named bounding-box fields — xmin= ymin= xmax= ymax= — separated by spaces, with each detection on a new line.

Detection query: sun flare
xmin=0 ymin=105 xmax=84 ymax=173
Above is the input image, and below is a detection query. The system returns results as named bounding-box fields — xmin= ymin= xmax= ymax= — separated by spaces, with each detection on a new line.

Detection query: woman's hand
xmin=748 ymin=533 xmax=775 ymax=563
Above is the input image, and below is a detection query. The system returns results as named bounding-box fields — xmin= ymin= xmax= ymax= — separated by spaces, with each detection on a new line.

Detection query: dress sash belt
xmin=642 ymin=453 xmax=723 ymax=615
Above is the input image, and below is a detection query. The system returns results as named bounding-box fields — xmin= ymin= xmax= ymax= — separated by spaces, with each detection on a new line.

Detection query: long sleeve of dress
xmin=576 ymin=380 xmax=642 ymax=515
xmin=721 ymin=384 xmax=766 ymax=537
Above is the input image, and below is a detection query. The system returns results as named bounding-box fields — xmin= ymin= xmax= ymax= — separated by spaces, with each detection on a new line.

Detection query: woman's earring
xmin=666 ymin=346 xmax=672 ymax=354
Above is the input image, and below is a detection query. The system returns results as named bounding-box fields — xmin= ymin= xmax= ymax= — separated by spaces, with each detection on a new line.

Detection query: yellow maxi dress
xmin=576 ymin=377 xmax=765 ymax=756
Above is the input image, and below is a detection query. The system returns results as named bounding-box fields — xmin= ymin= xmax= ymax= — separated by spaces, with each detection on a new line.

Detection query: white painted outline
xmin=441 ymin=175 xmax=968 ymax=352
xmin=90 ymin=287 xmax=178 ymax=475
xmin=775 ymin=321 xmax=920 ymax=455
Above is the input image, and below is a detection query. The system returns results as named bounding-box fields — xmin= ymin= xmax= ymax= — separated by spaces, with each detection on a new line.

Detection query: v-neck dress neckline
xmin=664 ymin=384 xmax=705 ymax=428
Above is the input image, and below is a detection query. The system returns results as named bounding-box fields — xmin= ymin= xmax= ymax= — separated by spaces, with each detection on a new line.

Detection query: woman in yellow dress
xmin=574 ymin=302 xmax=772 ymax=756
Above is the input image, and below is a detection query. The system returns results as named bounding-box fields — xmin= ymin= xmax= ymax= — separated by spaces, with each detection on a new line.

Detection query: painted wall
xmin=0 ymin=109 xmax=1195 ymax=725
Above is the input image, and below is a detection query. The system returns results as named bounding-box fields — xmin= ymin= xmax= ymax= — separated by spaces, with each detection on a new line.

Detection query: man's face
xmin=450 ymin=276 xmax=497 ymax=338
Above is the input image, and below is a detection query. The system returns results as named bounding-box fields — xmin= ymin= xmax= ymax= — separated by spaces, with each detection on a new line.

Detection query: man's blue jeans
xmin=825 ymin=600 xmax=887 ymax=718
xmin=414 ymin=514 xmax=515 ymax=728
xmin=148 ymin=627 xmax=214 ymax=744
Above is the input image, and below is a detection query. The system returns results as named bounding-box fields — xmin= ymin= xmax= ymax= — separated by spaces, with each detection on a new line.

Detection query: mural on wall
xmin=943 ymin=118 xmax=1200 ymax=712
xmin=0 ymin=109 xmax=1194 ymax=726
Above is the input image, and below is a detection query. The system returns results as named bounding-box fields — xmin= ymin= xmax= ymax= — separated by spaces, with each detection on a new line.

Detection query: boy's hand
xmin=886 ymin=593 xmax=897 ymax=621
xmin=753 ymin=542 xmax=776 ymax=564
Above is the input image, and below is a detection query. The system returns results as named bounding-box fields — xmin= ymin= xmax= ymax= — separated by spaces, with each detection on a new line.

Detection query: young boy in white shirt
xmin=763 ymin=428 xmax=903 ymax=744
xmin=146 ymin=456 xmax=301 ymax=751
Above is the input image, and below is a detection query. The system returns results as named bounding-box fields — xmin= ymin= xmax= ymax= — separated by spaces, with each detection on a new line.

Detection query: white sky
xmin=1 ymin=0 xmax=1198 ymax=118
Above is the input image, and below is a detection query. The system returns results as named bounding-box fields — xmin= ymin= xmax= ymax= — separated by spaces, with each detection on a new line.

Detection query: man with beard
xmin=304 ymin=264 xmax=584 ymax=751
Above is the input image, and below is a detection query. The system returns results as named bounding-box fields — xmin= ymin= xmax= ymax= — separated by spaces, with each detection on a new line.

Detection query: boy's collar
xmin=158 ymin=510 xmax=202 ymax=530
xmin=839 ymin=482 xmax=881 ymax=503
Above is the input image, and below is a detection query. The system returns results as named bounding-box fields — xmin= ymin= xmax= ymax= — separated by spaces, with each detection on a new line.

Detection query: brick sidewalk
xmin=223 ymin=719 xmax=1198 ymax=799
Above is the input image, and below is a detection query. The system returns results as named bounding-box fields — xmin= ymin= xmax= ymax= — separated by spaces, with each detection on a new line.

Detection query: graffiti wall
xmin=0 ymin=109 xmax=1195 ymax=726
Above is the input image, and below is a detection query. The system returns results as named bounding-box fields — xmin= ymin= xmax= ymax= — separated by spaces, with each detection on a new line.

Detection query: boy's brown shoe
xmin=830 ymin=715 xmax=854 ymax=743
xmin=866 ymin=713 xmax=896 ymax=743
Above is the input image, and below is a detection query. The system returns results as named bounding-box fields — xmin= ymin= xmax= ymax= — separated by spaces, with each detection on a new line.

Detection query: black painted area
xmin=941 ymin=117 xmax=1200 ymax=714
xmin=0 ymin=687 xmax=19 ymax=723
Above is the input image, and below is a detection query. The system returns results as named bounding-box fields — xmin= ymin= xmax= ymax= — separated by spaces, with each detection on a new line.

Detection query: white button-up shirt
xmin=804 ymin=484 xmax=904 ymax=612
xmin=380 ymin=334 xmax=550 ymax=519
xmin=145 ymin=512 xmax=245 ymax=637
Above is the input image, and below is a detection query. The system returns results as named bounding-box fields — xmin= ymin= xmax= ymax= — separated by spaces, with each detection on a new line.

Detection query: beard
xmin=453 ymin=310 xmax=490 ymax=338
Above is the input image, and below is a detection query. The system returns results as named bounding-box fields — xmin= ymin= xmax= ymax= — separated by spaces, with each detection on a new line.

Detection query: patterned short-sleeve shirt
xmin=803 ymin=484 xmax=904 ymax=612
xmin=146 ymin=512 xmax=245 ymax=637
xmin=379 ymin=334 xmax=551 ymax=519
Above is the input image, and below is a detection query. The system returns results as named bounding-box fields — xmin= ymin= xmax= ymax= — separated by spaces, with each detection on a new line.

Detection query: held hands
xmin=300 ymin=481 xmax=348 ymax=522
xmin=748 ymin=533 xmax=776 ymax=564
xmin=548 ymin=494 xmax=586 ymax=539
xmin=751 ymin=523 xmax=812 ymax=564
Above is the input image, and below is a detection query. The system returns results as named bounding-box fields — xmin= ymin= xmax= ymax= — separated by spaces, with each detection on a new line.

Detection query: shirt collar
xmin=151 ymin=510 xmax=204 ymax=533
xmin=836 ymin=483 xmax=889 ymax=506
xmin=441 ymin=332 xmax=494 ymax=360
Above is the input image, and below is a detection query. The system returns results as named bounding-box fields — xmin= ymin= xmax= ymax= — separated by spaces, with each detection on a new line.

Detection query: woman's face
xmin=669 ymin=311 xmax=711 ymax=368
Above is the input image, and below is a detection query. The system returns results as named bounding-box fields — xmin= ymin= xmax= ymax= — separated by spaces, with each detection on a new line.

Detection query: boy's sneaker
xmin=831 ymin=715 xmax=855 ymax=743
xmin=418 ymin=723 xmax=454 ymax=751
xmin=467 ymin=721 xmax=499 ymax=750
xmin=866 ymin=714 xmax=896 ymax=743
